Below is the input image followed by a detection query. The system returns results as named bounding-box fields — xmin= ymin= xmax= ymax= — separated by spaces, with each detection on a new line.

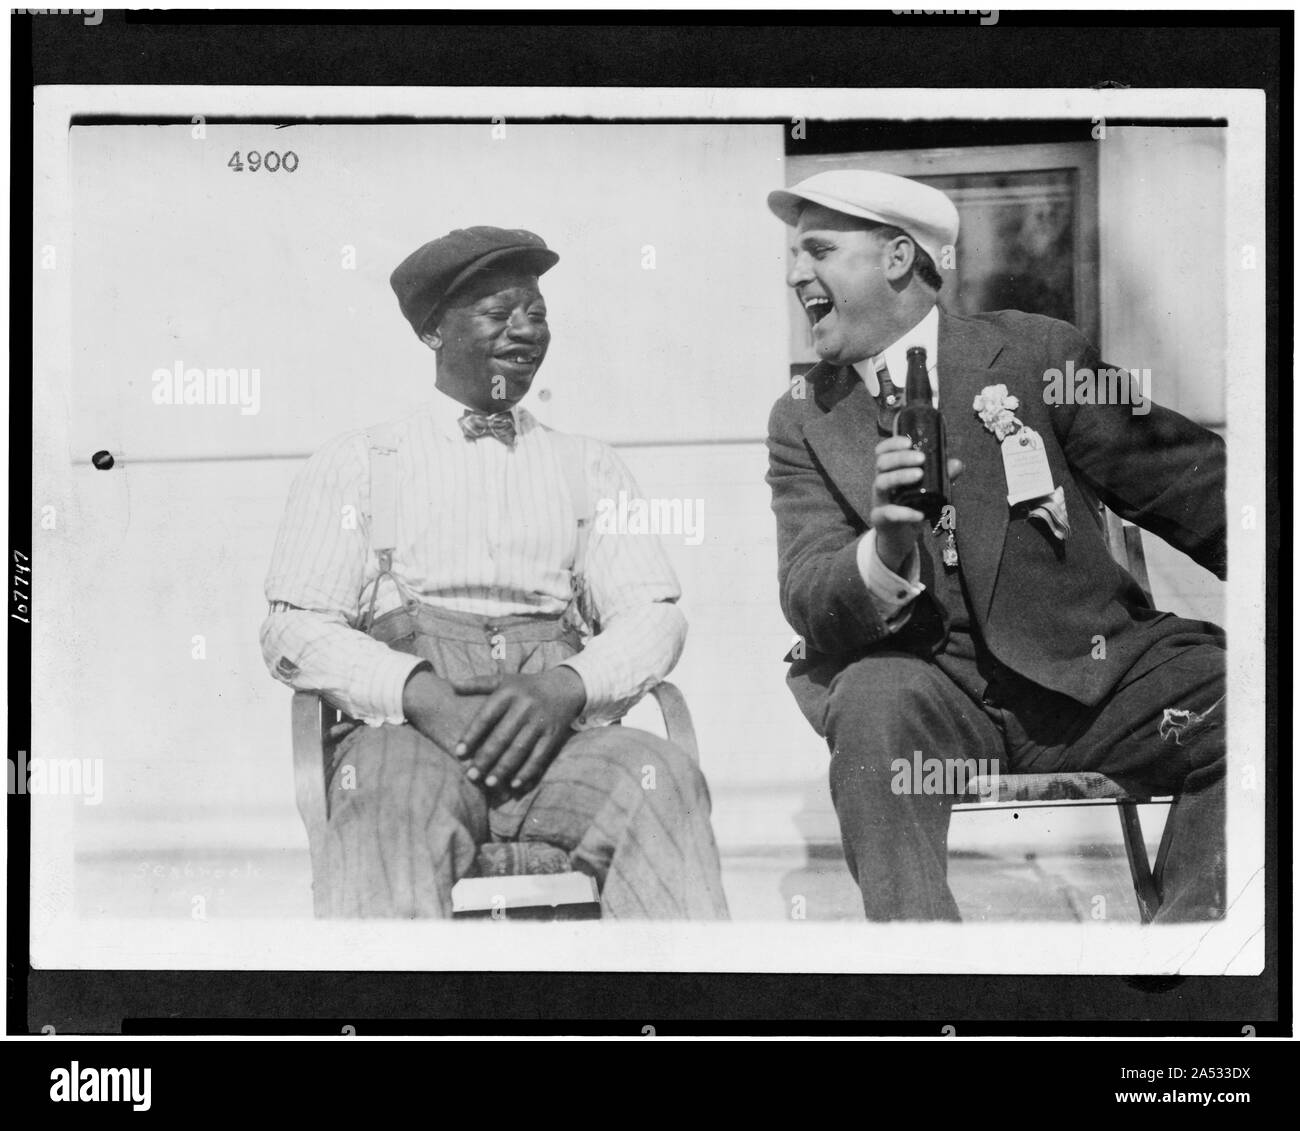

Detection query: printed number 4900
xmin=228 ymin=150 xmax=299 ymax=173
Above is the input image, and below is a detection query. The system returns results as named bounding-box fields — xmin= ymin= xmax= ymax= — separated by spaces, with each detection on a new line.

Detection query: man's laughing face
xmin=788 ymin=203 xmax=897 ymax=367
xmin=423 ymin=266 xmax=550 ymax=411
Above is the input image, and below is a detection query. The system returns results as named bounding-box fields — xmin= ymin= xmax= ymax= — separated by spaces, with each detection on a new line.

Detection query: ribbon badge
xmin=973 ymin=384 xmax=1070 ymax=541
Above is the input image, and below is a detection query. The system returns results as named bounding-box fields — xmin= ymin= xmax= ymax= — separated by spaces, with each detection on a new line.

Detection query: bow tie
xmin=459 ymin=409 xmax=517 ymax=447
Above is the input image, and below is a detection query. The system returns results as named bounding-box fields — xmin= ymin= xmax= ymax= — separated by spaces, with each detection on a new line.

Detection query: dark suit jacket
xmin=766 ymin=307 xmax=1226 ymax=734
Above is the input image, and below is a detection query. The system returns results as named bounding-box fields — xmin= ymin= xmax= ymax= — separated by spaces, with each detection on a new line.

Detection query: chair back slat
xmin=1121 ymin=524 xmax=1153 ymax=602
xmin=1082 ymin=479 xmax=1155 ymax=605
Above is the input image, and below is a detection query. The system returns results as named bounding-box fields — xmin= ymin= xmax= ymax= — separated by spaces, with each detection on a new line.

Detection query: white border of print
xmin=28 ymin=85 xmax=1266 ymax=976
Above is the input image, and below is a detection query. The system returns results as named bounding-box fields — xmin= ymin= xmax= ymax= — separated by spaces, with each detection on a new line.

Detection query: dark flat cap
xmin=390 ymin=226 xmax=559 ymax=336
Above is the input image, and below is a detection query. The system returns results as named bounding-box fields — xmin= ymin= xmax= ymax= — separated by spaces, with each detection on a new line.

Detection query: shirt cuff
xmin=556 ymin=657 xmax=603 ymax=729
xmin=366 ymin=652 xmax=432 ymax=728
xmin=856 ymin=529 xmax=925 ymax=628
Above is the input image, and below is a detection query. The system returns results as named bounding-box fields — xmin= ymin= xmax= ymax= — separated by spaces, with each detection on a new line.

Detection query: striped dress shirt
xmin=261 ymin=387 xmax=687 ymax=728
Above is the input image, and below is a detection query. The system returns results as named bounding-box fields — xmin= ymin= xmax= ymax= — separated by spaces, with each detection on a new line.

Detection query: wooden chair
xmin=291 ymin=681 xmax=700 ymax=919
xmin=952 ymin=498 xmax=1177 ymax=923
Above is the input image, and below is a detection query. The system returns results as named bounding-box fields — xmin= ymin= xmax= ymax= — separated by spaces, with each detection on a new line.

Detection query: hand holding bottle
xmin=870 ymin=437 xmax=964 ymax=574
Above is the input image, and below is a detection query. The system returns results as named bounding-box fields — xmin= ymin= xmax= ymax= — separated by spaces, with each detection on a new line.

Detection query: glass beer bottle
xmin=892 ymin=345 xmax=949 ymax=521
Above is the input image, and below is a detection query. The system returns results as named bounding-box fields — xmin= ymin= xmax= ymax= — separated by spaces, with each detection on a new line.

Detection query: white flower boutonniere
xmin=973 ymin=384 xmax=1071 ymax=541
xmin=972 ymin=383 xmax=1023 ymax=440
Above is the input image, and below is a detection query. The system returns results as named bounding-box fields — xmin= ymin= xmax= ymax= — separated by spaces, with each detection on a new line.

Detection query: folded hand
xmin=449 ymin=667 xmax=588 ymax=793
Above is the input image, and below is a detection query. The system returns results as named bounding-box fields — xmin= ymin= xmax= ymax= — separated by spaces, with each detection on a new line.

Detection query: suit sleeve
xmin=1043 ymin=320 xmax=1227 ymax=580
xmin=766 ymin=395 xmax=898 ymax=656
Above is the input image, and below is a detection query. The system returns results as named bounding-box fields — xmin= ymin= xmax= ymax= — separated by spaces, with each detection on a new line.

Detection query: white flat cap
xmin=768 ymin=170 xmax=960 ymax=266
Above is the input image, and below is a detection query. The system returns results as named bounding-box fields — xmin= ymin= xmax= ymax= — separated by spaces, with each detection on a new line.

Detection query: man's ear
xmin=418 ymin=326 xmax=442 ymax=351
xmin=882 ymin=234 xmax=917 ymax=282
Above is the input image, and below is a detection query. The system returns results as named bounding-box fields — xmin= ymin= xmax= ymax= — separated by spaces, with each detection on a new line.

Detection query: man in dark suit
xmin=765 ymin=170 xmax=1227 ymax=922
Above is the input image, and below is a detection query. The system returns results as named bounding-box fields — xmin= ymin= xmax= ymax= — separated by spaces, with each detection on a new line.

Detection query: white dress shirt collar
xmin=852 ymin=303 xmax=941 ymax=405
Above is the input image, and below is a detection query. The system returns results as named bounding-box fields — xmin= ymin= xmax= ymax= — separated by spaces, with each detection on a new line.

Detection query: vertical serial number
xmin=12 ymin=549 xmax=30 ymax=624
xmin=228 ymin=150 xmax=299 ymax=173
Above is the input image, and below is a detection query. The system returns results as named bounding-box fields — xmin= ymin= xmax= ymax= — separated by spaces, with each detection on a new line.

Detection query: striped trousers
xmin=318 ymin=604 xmax=729 ymax=920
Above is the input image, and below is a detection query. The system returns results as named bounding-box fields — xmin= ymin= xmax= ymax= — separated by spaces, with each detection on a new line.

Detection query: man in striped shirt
xmin=261 ymin=226 xmax=728 ymax=919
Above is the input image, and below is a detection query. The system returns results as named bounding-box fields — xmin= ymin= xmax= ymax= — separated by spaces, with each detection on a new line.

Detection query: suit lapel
xmin=802 ymin=362 xmax=880 ymax=527
xmin=937 ymin=310 xmax=1009 ymax=618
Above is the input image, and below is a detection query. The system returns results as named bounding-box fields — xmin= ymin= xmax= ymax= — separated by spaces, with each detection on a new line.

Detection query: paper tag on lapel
xmin=1001 ymin=426 xmax=1055 ymax=505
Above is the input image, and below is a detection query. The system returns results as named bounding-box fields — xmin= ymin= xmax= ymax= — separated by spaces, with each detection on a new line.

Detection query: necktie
xmin=873 ymin=360 xmax=957 ymax=566
xmin=875 ymin=362 xmax=902 ymax=435
xmin=459 ymin=410 xmax=517 ymax=447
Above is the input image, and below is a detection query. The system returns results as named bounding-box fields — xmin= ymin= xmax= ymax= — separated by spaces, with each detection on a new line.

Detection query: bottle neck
xmin=905 ymin=349 xmax=933 ymax=405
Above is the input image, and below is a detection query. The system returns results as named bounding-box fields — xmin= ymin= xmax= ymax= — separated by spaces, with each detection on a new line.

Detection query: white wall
xmin=1099 ymin=126 xmax=1226 ymax=426
xmin=68 ymin=122 xmax=788 ymax=457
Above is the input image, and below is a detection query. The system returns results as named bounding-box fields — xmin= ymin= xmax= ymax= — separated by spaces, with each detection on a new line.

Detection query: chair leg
xmin=1151 ymin=796 xmax=1180 ymax=901
xmin=1117 ymin=800 xmax=1161 ymax=924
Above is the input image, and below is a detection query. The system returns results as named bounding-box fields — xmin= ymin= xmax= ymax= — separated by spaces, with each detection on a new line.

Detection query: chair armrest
xmin=291 ymin=691 xmax=329 ymax=849
xmin=648 ymin=680 xmax=699 ymax=764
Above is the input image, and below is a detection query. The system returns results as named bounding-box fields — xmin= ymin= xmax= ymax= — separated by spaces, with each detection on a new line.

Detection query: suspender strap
xmin=558 ymin=440 xmax=591 ymax=574
xmin=366 ymin=422 xmax=399 ymax=574
xmin=556 ymin=437 xmax=596 ymax=633
xmin=360 ymin=422 xmax=404 ymax=632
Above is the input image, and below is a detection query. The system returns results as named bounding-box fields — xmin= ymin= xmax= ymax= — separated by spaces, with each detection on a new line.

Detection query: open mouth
xmin=801 ymin=293 xmax=834 ymax=328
